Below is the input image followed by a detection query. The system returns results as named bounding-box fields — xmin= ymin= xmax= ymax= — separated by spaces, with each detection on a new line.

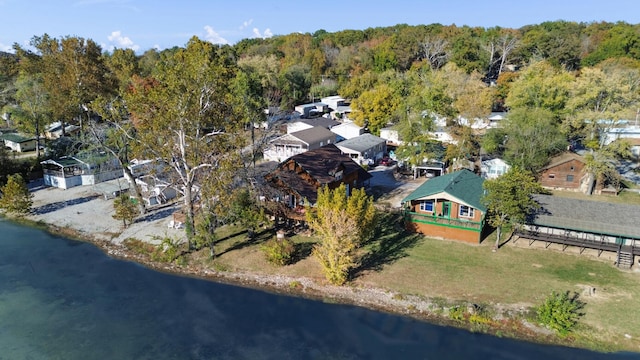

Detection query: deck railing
xmin=404 ymin=211 xmax=483 ymax=231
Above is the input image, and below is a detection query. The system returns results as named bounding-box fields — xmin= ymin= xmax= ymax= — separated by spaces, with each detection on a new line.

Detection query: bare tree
xmin=418 ymin=37 xmax=450 ymax=70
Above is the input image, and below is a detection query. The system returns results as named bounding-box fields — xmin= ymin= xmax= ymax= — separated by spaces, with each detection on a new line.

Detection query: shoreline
xmin=12 ymin=180 xmax=623 ymax=352
xmin=10 ymin=215 xmax=574 ymax=350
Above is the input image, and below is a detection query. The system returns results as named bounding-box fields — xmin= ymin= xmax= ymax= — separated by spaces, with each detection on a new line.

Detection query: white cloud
xmin=107 ymin=30 xmax=140 ymax=51
xmin=0 ymin=42 xmax=13 ymax=52
xmin=204 ymin=25 xmax=228 ymax=45
xmin=252 ymin=28 xmax=273 ymax=39
xmin=239 ymin=19 xmax=253 ymax=30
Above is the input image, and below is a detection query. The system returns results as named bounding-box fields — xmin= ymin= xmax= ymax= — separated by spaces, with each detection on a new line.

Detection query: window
xmin=566 ymin=174 xmax=574 ymax=182
xmin=419 ymin=200 xmax=434 ymax=212
xmin=459 ymin=205 xmax=474 ymax=218
xmin=570 ymin=165 xmax=575 ymax=172
xmin=548 ymin=173 xmax=555 ymax=179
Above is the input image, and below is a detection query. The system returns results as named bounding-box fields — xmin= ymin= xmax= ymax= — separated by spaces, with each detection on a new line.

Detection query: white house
xmin=480 ymin=158 xmax=511 ymax=179
xmin=286 ymin=117 xmax=340 ymax=134
xmin=379 ymin=126 xmax=403 ymax=146
xmin=320 ymin=95 xmax=346 ymax=110
xmin=294 ymin=102 xmax=329 ymax=118
xmin=336 ymin=133 xmax=386 ymax=165
xmin=601 ymin=125 xmax=640 ymax=147
xmin=1 ymin=133 xmax=36 ymax=152
xmin=330 ymin=122 xmax=364 ymax=141
xmin=135 ymin=175 xmax=178 ymax=206
xmin=44 ymin=121 xmax=80 ymax=139
xmin=41 ymin=154 xmax=123 ymax=190
xmin=263 ymin=126 xmax=337 ymax=162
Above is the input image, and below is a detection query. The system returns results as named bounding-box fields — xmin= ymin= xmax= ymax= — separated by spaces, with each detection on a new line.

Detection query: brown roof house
xmin=262 ymin=126 xmax=337 ymax=163
xmin=539 ymin=152 xmax=589 ymax=192
xmin=263 ymin=144 xmax=372 ymax=221
xmin=402 ymin=169 xmax=487 ymax=244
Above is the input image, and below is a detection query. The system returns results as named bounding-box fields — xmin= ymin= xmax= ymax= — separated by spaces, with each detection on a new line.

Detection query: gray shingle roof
xmin=336 ymin=133 xmax=385 ymax=153
xmin=289 ymin=126 xmax=336 ymax=145
xmin=531 ymin=194 xmax=640 ymax=239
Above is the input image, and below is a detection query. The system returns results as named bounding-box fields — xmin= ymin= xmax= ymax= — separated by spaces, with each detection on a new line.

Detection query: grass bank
xmin=138 ymin=212 xmax=640 ymax=353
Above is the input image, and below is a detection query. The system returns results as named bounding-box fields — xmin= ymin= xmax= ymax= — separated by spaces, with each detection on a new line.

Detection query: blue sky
xmin=1 ymin=0 xmax=639 ymax=53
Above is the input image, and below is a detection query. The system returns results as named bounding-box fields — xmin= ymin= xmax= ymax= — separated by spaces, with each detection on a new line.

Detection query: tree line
xmin=0 ymin=20 xmax=638 ymax=258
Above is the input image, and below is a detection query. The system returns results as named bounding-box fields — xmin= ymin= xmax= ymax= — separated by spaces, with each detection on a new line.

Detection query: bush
xmin=261 ymin=237 xmax=295 ymax=266
xmin=536 ymin=290 xmax=586 ymax=336
xmin=448 ymin=306 xmax=466 ymax=322
xmin=151 ymin=236 xmax=183 ymax=263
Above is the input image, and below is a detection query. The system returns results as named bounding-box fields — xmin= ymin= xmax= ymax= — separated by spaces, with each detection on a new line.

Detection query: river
xmin=0 ymin=219 xmax=634 ymax=359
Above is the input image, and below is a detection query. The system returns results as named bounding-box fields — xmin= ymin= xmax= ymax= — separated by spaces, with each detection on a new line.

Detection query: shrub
xmin=448 ymin=306 xmax=466 ymax=322
xmin=536 ymin=290 xmax=586 ymax=336
xmin=151 ymin=236 xmax=182 ymax=263
xmin=261 ymin=237 xmax=295 ymax=266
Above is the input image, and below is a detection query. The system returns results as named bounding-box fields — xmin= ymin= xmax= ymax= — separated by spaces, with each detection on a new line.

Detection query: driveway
xmin=367 ymin=165 xmax=427 ymax=209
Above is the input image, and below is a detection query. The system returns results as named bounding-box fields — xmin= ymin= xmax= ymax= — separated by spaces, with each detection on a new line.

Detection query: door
xmin=442 ymin=202 xmax=451 ymax=218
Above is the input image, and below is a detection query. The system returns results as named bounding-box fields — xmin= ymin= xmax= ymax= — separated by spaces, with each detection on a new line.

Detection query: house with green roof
xmin=1 ymin=133 xmax=36 ymax=152
xmin=401 ymin=169 xmax=487 ymax=243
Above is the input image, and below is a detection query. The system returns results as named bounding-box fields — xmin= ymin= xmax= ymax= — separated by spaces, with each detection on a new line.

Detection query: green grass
xmin=185 ymin=214 xmax=640 ymax=352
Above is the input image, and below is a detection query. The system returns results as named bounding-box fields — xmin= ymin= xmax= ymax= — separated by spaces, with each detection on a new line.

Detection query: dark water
xmin=0 ymin=219 xmax=636 ymax=360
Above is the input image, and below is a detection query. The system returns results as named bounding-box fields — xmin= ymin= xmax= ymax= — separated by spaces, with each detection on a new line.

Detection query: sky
xmin=1 ymin=0 xmax=639 ymax=54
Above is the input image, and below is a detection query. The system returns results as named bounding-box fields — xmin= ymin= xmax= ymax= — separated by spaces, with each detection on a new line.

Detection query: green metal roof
xmin=1 ymin=133 xmax=35 ymax=143
xmin=402 ymin=169 xmax=486 ymax=211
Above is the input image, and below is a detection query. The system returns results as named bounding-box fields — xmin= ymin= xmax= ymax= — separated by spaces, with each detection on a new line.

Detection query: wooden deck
xmin=514 ymin=229 xmax=640 ymax=268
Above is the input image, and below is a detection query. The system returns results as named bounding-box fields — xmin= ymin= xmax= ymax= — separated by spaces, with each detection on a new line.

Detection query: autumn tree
xmin=502 ymin=107 xmax=567 ymax=173
xmin=11 ymin=73 xmax=49 ymax=158
xmin=113 ymin=193 xmax=137 ymax=228
xmin=0 ymin=174 xmax=33 ymax=216
xmin=306 ymin=184 xmax=376 ymax=285
xmin=126 ymin=37 xmax=244 ymax=249
xmin=23 ymin=35 xmax=113 ymax=139
xmin=482 ymin=167 xmax=544 ymax=251
xmin=505 ymin=60 xmax=574 ymax=120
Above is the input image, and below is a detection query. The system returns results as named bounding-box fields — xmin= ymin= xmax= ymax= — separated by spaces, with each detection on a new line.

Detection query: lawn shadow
xmin=292 ymin=242 xmax=314 ymax=263
xmin=32 ymin=195 xmax=100 ymax=215
xmin=352 ymin=211 xmax=421 ymax=278
xmin=134 ymin=205 xmax=178 ymax=223
xmin=216 ymin=228 xmax=274 ymax=256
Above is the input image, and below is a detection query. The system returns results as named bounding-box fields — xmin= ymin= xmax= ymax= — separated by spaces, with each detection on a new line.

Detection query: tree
xmin=505 ymin=60 xmax=574 ymax=119
xmin=12 ymin=73 xmax=49 ymax=158
xmin=125 ymin=37 xmax=244 ymax=250
xmin=0 ymin=174 xmax=33 ymax=216
xmin=502 ymin=107 xmax=567 ymax=173
xmin=351 ymin=83 xmax=400 ymax=135
xmin=113 ymin=194 xmax=137 ymax=228
xmin=481 ymin=167 xmax=544 ymax=251
xmin=306 ymin=184 xmax=376 ymax=285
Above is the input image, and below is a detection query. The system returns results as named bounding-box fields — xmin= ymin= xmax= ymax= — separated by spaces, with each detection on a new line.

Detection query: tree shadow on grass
xmin=351 ymin=211 xmax=422 ymax=279
xmin=215 ymin=228 xmax=275 ymax=257
xmin=292 ymin=241 xmax=314 ymax=263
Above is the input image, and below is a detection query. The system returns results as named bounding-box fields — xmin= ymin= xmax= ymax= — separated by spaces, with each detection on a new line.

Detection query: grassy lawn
xmin=185 ymin=212 xmax=640 ymax=352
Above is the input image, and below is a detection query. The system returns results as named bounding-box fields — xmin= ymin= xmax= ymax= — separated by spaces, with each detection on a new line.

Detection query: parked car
xmin=379 ymin=157 xmax=395 ymax=166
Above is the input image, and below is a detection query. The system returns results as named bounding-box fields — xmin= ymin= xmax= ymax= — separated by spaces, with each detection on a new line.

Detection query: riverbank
xmin=15 ymin=178 xmax=640 ymax=353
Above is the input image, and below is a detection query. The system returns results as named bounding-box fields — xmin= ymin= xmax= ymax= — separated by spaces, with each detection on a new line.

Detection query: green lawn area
xmin=188 ymin=213 xmax=640 ymax=353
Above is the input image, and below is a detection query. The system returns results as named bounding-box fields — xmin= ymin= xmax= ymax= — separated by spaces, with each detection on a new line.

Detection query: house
xmin=44 ymin=121 xmax=80 ymax=140
xmin=294 ymin=102 xmax=329 ymax=118
xmin=480 ymin=158 xmax=511 ymax=179
xmin=41 ymin=153 xmax=123 ymax=189
xmin=263 ymin=126 xmax=337 ymax=162
xmin=135 ymin=175 xmax=178 ymax=206
xmin=539 ymin=152 xmax=588 ymax=192
xmin=402 ymin=169 xmax=487 ymax=244
xmin=487 ymin=112 xmax=507 ymax=128
xmin=330 ymin=122 xmax=364 ymax=141
xmin=264 ymin=144 xmax=372 ymax=219
xmin=1 ymin=133 xmax=36 ymax=152
xmin=379 ymin=126 xmax=403 ymax=146
xmin=601 ymin=125 xmax=640 ymax=147
xmin=320 ymin=95 xmax=352 ymax=120
xmin=286 ymin=117 xmax=341 ymax=134
xmin=335 ymin=133 xmax=387 ymax=165
xmin=516 ymin=194 xmax=640 ymax=268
